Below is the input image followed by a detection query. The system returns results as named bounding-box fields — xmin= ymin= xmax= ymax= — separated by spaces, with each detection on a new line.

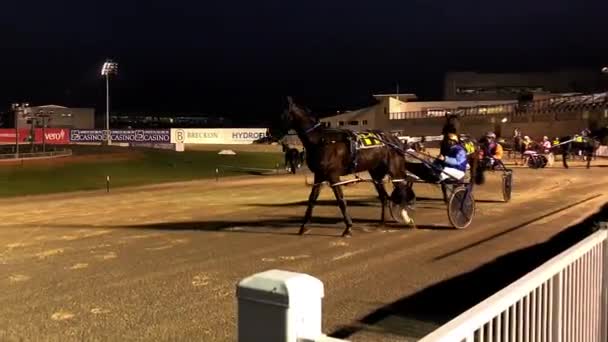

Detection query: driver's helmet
xmin=581 ymin=128 xmax=591 ymax=136
xmin=485 ymin=132 xmax=496 ymax=139
xmin=447 ymin=133 xmax=459 ymax=142
xmin=543 ymin=136 xmax=548 ymax=141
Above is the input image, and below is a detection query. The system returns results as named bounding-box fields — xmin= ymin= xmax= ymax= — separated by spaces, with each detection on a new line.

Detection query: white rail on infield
xmin=419 ymin=226 xmax=608 ymax=342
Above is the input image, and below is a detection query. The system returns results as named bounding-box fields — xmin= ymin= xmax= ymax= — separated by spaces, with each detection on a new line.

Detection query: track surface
xmin=0 ymin=163 xmax=607 ymax=341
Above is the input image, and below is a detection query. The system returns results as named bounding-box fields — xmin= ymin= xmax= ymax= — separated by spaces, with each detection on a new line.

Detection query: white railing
xmin=419 ymin=226 xmax=608 ymax=342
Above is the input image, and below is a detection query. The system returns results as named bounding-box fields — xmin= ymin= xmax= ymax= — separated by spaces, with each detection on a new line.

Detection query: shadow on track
xmin=252 ymin=197 xmax=506 ymax=209
xmin=32 ymin=216 xmax=422 ymax=237
xmin=328 ymin=202 xmax=608 ymax=340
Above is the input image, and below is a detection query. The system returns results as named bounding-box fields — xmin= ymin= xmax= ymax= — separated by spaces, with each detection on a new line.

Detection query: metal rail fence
xmin=234 ymin=227 xmax=606 ymax=341
xmin=0 ymin=148 xmax=72 ymax=160
xmin=419 ymin=226 xmax=608 ymax=342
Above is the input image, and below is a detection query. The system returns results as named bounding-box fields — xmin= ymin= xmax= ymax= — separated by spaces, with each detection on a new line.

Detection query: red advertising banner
xmin=0 ymin=128 xmax=71 ymax=145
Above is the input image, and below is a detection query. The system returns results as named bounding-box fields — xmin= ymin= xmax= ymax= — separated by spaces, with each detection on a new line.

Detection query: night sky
xmin=1 ymin=0 xmax=607 ymax=120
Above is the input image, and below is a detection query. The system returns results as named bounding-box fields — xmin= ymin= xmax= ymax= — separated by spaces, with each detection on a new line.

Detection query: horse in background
xmin=508 ymin=128 xmax=529 ymax=164
xmin=282 ymin=144 xmax=302 ymax=174
xmin=555 ymin=128 xmax=607 ymax=169
xmin=285 ymin=97 xmax=420 ymax=237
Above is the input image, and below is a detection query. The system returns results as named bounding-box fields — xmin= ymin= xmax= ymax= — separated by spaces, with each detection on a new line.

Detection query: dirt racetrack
xmin=1 ymin=162 xmax=607 ymax=341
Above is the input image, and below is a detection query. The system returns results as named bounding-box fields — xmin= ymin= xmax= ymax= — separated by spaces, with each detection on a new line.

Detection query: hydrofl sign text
xmin=70 ymin=130 xmax=171 ymax=143
xmin=171 ymin=128 xmax=269 ymax=144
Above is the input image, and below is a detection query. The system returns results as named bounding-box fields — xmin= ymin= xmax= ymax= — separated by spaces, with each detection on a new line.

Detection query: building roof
xmin=36 ymin=105 xmax=69 ymax=109
xmin=320 ymin=104 xmax=379 ymax=122
xmin=373 ymin=93 xmax=417 ymax=101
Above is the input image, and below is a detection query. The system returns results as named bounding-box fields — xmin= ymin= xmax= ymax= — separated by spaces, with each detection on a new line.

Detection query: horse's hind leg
xmin=441 ymin=184 xmax=449 ymax=203
xmin=299 ymin=177 xmax=323 ymax=235
xmin=329 ymin=178 xmax=353 ymax=237
xmin=369 ymin=168 xmax=389 ymax=226
xmin=586 ymin=150 xmax=592 ymax=169
xmin=290 ymin=156 xmax=297 ymax=174
xmin=372 ymin=180 xmax=389 ymax=226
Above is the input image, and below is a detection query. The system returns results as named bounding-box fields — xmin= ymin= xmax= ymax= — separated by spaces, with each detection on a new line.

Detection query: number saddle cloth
xmin=320 ymin=129 xmax=386 ymax=174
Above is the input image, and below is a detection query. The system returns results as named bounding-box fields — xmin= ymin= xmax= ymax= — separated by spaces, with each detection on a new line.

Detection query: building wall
xmin=319 ymin=104 xmax=381 ymax=130
xmin=16 ymin=106 xmax=95 ymax=129
xmin=444 ymin=69 xmax=602 ymax=101
xmin=386 ymin=109 xmax=608 ymax=141
xmin=318 ymin=94 xmax=608 ymax=141
xmin=388 ymin=99 xmax=518 ymax=120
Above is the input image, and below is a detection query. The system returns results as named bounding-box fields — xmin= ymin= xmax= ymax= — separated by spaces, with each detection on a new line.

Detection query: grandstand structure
xmin=387 ymin=91 xmax=608 ymax=141
xmin=388 ymin=91 xmax=608 ymax=120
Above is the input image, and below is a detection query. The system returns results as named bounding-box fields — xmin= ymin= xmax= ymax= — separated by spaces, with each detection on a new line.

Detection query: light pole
xmin=101 ymin=59 xmax=118 ymax=145
xmin=37 ymin=109 xmax=51 ymax=152
xmin=11 ymin=103 xmax=29 ymax=158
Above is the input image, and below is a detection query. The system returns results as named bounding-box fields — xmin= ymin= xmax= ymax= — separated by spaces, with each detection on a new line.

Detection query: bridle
xmin=304 ymin=122 xmax=322 ymax=134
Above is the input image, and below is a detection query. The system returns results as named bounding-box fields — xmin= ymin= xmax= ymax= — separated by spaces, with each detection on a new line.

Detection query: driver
xmin=434 ymin=133 xmax=467 ymax=181
xmin=540 ymin=136 xmax=551 ymax=153
xmin=484 ymin=132 xmax=504 ymax=163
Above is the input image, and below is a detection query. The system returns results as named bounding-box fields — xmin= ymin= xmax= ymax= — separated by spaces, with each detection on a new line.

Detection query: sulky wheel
xmin=539 ymin=155 xmax=548 ymax=168
xmin=447 ymin=186 xmax=475 ymax=229
xmin=502 ymin=171 xmax=512 ymax=202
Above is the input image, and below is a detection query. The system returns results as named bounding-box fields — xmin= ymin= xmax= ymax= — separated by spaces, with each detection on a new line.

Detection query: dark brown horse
xmin=554 ymin=128 xmax=607 ymax=169
xmin=285 ymin=97 xmax=420 ymax=237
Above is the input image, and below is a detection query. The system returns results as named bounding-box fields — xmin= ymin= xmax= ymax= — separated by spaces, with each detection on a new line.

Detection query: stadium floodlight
xmin=101 ymin=59 xmax=118 ymax=144
xmin=602 ymin=66 xmax=608 ymax=74
xmin=501 ymin=117 xmax=508 ymax=123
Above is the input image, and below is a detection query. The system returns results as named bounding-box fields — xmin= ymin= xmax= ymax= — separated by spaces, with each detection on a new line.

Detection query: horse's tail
xmin=472 ymin=149 xmax=485 ymax=185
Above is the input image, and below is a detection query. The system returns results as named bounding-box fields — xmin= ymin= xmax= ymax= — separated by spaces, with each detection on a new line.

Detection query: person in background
xmin=522 ymin=136 xmax=533 ymax=150
xmin=540 ymin=136 xmax=552 ymax=154
xmin=483 ymin=132 xmax=504 ymax=163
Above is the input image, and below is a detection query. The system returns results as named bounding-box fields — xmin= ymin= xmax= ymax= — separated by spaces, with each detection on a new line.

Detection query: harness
xmin=347 ymin=130 xmax=386 ymax=173
xmin=318 ymin=128 xmax=386 ymax=174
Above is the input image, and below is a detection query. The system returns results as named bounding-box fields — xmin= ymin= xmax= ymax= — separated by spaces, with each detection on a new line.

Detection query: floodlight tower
xmin=11 ymin=102 xmax=29 ymax=158
xmin=101 ymin=59 xmax=118 ymax=144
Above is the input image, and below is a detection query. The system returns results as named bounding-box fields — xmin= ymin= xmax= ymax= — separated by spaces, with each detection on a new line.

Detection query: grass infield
xmin=0 ymin=146 xmax=284 ymax=197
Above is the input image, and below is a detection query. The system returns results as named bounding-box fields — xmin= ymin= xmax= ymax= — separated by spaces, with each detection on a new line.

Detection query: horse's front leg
xmin=330 ymin=182 xmax=353 ymax=237
xmin=299 ymin=179 xmax=323 ymax=235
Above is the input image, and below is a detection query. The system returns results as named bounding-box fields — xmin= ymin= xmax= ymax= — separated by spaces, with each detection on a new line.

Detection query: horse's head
xmin=442 ymin=113 xmax=460 ymax=135
xmin=284 ymin=96 xmax=319 ymax=134
xmin=513 ymin=128 xmax=521 ymax=137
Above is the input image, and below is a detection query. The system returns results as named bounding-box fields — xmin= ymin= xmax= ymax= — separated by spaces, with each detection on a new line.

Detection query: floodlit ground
xmin=0 ymin=146 xmax=282 ymax=197
xmin=0 ymin=161 xmax=607 ymax=341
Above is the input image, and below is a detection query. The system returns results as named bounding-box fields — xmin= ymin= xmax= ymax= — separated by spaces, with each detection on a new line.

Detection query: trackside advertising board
xmin=0 ymin=128 xmax=70 ymax=144
xmin=170 ymin=128 xmax=269 ymax=144
xmin=70 ymin=129 xmax=171 ymax=143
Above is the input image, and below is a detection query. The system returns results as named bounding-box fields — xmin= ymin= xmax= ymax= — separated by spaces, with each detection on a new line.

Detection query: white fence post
xmin=602 ymin=225 xmax=608 ymax=342
xmin=551 ymin=272 xmax=563 ymax=342
xmin=236 ymin=269 xmax=349 ymax=342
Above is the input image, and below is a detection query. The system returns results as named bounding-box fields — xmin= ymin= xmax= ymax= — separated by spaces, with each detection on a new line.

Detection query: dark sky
xmin=1 ymin=0 xmax=607 ymax=119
